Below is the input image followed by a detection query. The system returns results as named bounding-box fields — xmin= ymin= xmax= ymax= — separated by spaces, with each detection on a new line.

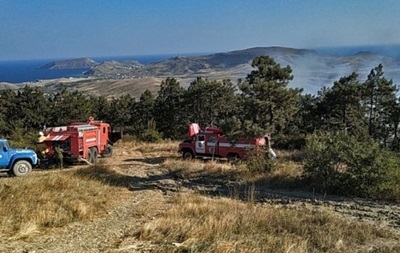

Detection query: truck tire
xmin=101 ymin=144 xmax=113 ymax=157
xmin=91 ymin=148 xmax=98 ymax=164
xmin=182 ymin=150 xmax=194 ymax=159
xmin=87 ymin=148 xmax=94 ymax=164
xmin=12 ymin=160 xmax=32 ymax=177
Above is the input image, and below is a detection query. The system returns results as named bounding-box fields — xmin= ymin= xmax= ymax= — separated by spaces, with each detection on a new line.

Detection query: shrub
xmin=245 ymin=147 xmax=274 ymax=173
xmin=303 ymin=132 xmax=341 ymax=192
xmin=273 ymin=133 xmax=306 ymax=150
xmin=303 ymin=131 xmax=400 ymax=199
xmin=138 ymin=128 xmax=162 ymax=143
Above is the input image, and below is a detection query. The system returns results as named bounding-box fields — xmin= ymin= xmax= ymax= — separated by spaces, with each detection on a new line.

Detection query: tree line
xmin=0 ymin=55 xmax=399 ymax=150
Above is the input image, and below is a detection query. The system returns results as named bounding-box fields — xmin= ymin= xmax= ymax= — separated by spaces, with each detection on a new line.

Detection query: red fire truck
xmin=41 ymin=117 xmax=116 ymax=165
xmin=178 ymin=123 xmax=267 ymax=161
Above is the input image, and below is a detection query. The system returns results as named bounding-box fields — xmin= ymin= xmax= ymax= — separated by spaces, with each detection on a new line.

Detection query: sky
xmin=1 ymin=0 xmax=400 ymax=61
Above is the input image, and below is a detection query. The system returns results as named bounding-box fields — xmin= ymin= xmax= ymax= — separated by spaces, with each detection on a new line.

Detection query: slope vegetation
xmin=0 ymin=141 xmax=399 ymax=252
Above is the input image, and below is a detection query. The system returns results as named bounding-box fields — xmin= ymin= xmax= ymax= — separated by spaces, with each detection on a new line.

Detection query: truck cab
xmin=0 ymin=139 xmax=38 ymax=176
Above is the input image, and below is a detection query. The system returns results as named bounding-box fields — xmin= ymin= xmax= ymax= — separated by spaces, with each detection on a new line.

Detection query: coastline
xmin=0 ymin=54 xmax=173 ymax=84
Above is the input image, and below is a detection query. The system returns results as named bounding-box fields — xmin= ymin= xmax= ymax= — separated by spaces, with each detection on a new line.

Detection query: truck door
xmin=0 ymin=142 xmax=10 ymax=168
xmin=195 ymin=135 xmax=205 ymax=154
xmin=207 ymin=135 xmax=218 ymax=156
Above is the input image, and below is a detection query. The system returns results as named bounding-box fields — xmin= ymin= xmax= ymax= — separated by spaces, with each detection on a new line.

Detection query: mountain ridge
xmin=7 ymin=46 xmax=400 ymax=96
xmin=39 ymin=57 xmax=99 ymax=70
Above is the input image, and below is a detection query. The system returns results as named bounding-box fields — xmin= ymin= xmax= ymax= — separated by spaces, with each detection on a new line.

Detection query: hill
xmin=1 ymin=142 xmax=399 ymax=252
xmin=0 ymin=82 xmax=19 ymax=90
xmin=5 ymin=46 xmax=400 ymax=97
xmin=39 ymin=57 xmax=99 ymax=70
xmin=82 ymin=46 xmax=400 ymax=94
xmin=28 ymin=76 xmax=164 ymax=99
xmin=83 ymin=60 xmax=143 ymax=78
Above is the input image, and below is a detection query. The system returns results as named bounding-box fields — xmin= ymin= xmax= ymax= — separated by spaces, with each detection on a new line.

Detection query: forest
xmin=1 ymin=55 xmax=400 ymax=198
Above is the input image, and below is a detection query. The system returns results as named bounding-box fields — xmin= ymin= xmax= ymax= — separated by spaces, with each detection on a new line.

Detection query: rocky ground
xmin=1 ymin=146 xmax=399 ymax=252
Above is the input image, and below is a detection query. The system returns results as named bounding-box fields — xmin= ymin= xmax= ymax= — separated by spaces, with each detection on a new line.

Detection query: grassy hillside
xmin=29 ymin=76 xmax=164 ymax=99
xmin=0 ymin=141 xmax=398 ymax=252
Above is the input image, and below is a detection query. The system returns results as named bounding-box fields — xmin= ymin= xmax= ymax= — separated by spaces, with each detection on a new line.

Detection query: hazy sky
xmin=1 ymin=0 xmax=400 ymax=60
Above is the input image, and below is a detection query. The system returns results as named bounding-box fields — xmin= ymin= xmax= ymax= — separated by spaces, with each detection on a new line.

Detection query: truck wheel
xmin=182 ymin=150 xmax=194 ymax=159
xmin=91 ymin=148 xmax=98 ymax=163
xmin=87 ymin=148 xmax=94 ymax=164
xmin=101 ymin=144 xmax=113 ymax=157
xmin=12 ymin=160 xmax=32 ymax=177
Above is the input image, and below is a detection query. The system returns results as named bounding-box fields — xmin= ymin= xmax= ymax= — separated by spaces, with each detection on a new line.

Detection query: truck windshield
xmin=4 ymin=141 xmax=10 ymax=150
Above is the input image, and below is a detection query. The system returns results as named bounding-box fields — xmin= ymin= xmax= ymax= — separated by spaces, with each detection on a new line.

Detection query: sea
xmin=0 ymin=54 xmax=176 ymax=84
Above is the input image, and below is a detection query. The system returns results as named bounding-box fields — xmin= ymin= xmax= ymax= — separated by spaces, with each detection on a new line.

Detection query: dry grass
xmin=1 ymin=141 xmax=398 ymax=252
xmin=163 ymin=159 xmax=238 ymax=180
xmin=162 ymin=153 xmax=304 ymax=189
xmin=0 ymin=166 xmax=123 ymax=239
xmin=134 ymin=140 xmax=180 ymax=156
xmin=251 ymin=160 xmax=306 ymax=189
xmin=138 ymin=193 xmax=398 ymax=253
xmin=152 ymin=147 xmax=399 ymax=252
xmin=116 ymin=139 xmax=179 ymax=155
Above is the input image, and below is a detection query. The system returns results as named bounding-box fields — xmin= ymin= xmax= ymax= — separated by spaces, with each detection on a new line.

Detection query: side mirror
xmin=3 ymin=147 xmax=7 ymax=152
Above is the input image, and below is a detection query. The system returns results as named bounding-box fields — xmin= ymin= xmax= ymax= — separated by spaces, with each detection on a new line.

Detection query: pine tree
xmin=185 ymin=78 xmax=238 ymax=128
xmin=0 ymin=89 xmax=18 ymax=135
xmin=48 ymin=87 xmax=94 ymax=126
xmin=15 ymin=85 xmax=50 ymax=131
xmin=153 ymin=77 xmax=187 ymax=139
xmin=316 ymin=72 xmax=366 ymax=134
xmin=109 ymin=94 xmax=135 ymax=130
xmin=91 ymin=96 xmax=111 ymax=122
xmin=238 ymin=55 xmax=302 ymax=136
xmin=362 ymin=64 xmax=398 ymax=145
xmin=130 ymin=90 xmax=155 ymax=135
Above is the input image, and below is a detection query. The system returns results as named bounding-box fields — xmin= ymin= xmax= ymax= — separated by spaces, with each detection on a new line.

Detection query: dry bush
xmin=0 ymin=166 xmax=123 ymax=238
xmin=137 ymin=193 xmax=398 ymax=253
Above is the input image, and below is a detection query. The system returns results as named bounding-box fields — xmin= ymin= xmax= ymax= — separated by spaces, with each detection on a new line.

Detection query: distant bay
xmin=0 ymin=54 xmax=175 ymax=83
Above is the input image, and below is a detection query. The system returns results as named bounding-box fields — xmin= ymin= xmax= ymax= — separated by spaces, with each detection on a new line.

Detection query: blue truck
xmin=0 ymin=139 xmax=38 ymax=177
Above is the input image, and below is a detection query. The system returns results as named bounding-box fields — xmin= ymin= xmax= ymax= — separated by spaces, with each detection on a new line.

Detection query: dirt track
xmin=1 ymin=145 xmax=399 ymax=252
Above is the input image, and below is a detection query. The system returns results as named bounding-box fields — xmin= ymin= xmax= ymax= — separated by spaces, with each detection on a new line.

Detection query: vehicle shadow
xmin=73 ymin=161 xmax=182 ymax=192
xmin=72 ymin=157 xmax=351 ymax=206
xmin=74 ymin=157 xmax=249 ymax=197
xmin=123 ymin=156 xmax=175 ymax=165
